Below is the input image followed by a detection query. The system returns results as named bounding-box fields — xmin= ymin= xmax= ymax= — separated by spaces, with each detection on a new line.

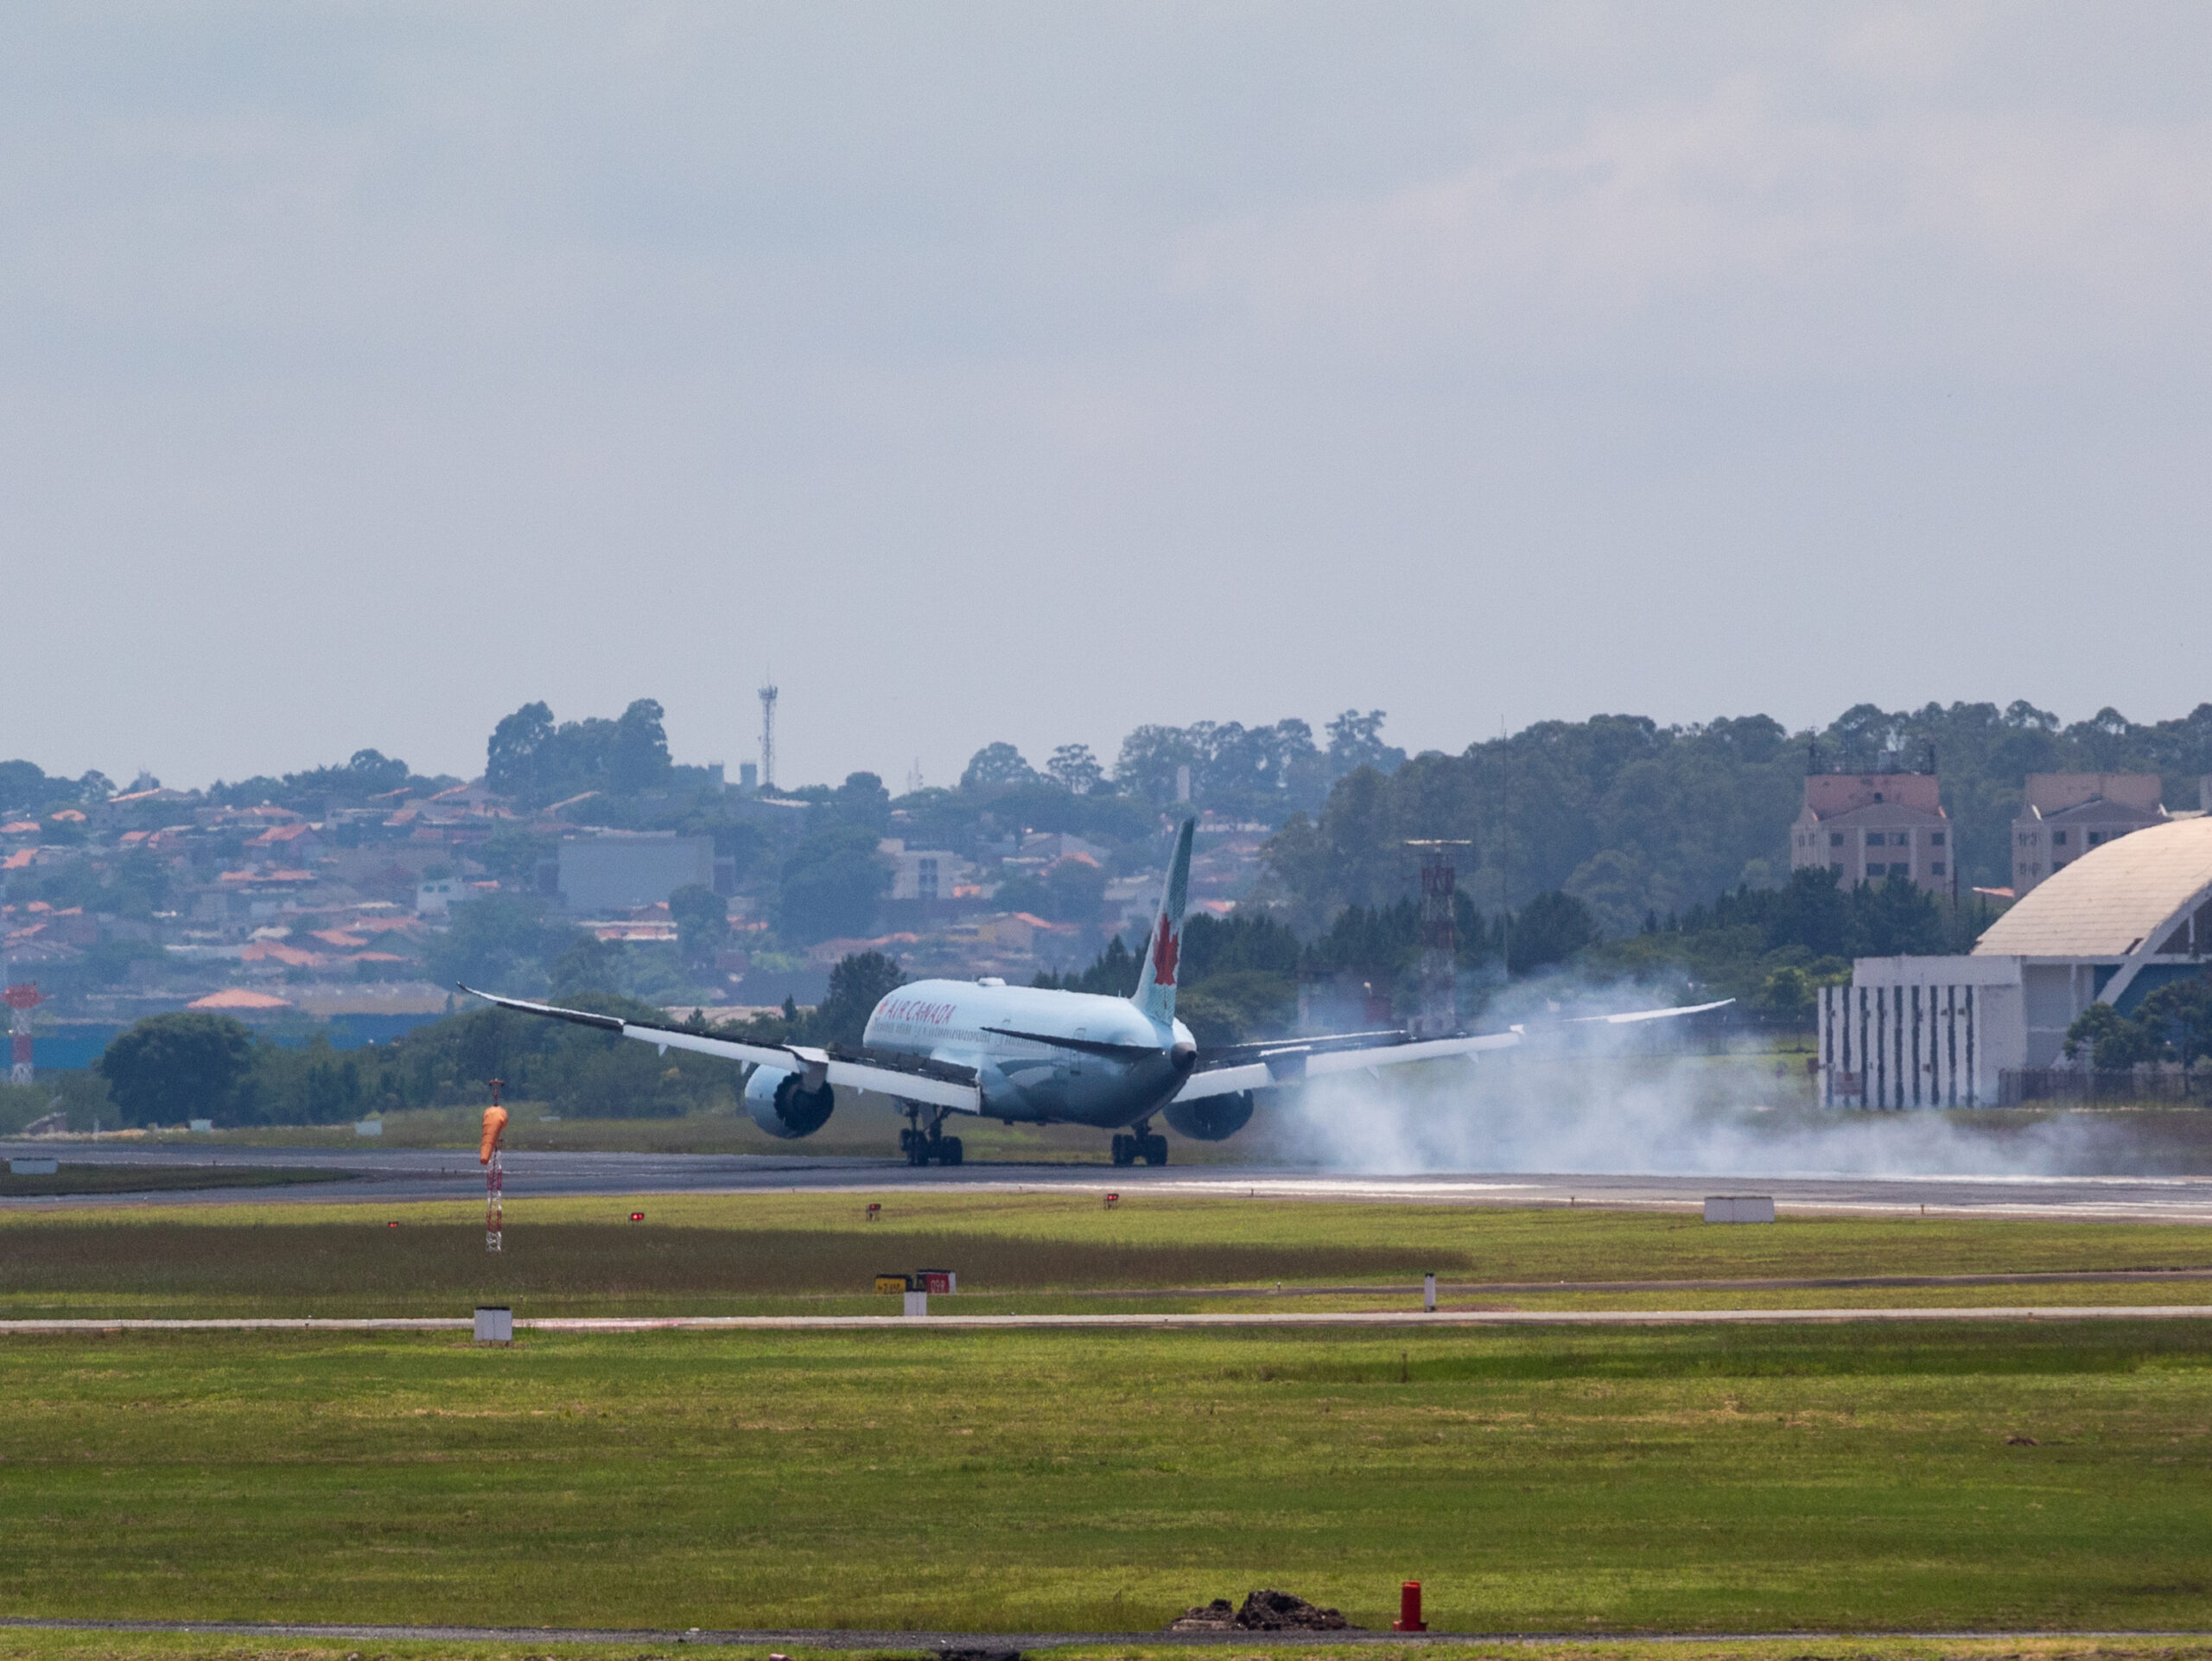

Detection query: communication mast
xmin=4 ymin=979 xmax=41 ymax=1085
xmin=758 ymin=678 xmax=779 ymax=792
xmin=1405 ymin=841 xmax=1471 ymax=1040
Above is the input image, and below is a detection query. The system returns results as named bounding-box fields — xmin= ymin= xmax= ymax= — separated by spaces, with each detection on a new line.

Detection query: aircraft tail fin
xmin=1132 ymin=817 xmax=1196 ymax=1026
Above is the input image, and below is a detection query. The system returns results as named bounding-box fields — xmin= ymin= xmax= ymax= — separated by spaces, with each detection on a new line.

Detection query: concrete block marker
xmin=9 ymin=1158 xmax=57 ymax=1175
xmin=473 ymin=1307 xmax=512 ymax=1345
xmin=1705 ymin=1195 xmax=1776 ymax=1224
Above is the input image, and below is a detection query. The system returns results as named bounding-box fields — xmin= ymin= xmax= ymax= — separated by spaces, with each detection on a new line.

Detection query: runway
xmin=1 ymin=1305 xmax=2207 ymax=1333
xmin=6 ymin=1140 xmax=2212 ymax=1220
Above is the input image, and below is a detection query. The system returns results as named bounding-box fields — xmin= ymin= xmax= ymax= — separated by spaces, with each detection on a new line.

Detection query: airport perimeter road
xmin=5 ymin=1140 xmax=2212 ymax=1220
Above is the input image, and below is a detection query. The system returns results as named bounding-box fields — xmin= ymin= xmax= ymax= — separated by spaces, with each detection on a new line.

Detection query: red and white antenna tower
xmin=1405 ymin=841 xmax=1471 ymax=1041
xmin=3 ymin=979 xmax=42 ymax=1085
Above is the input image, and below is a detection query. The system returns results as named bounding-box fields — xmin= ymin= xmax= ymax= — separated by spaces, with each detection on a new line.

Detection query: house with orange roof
xmin=188 ymin=988 xmax=293 ymax=1012
xmin=241 ymin=940 xmax=325 ymax=968
xmin=248 ymin=821 xmax=322 ymax=856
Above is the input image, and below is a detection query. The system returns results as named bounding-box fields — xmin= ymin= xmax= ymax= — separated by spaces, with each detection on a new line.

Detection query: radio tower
xmin=4 ymin=977 xmax=41 ymax=1085
xmin=1405 ymin=840 xmax=1471 ymax=1040
xmin=757 ymin=677 xmax=779 ymax=792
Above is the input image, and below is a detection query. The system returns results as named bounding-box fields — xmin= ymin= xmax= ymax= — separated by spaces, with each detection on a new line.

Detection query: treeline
xmin=80 ymin=953 xmax=912 ymax=1128
xmin=1038 ymin=867 xmax=1972 ymax=1044
xmin=1257 ymin=701 xmax=2212 ymax=941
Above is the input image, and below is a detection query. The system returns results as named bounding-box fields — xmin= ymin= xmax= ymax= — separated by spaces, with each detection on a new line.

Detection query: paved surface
xmin=3 ymin=1305 xmax=2206 ymax=1333
xmin=4 ymin=1618 xmax=2209 ymax=1649
xmin=5 ymin=1141 xmax=2212 ymax=1220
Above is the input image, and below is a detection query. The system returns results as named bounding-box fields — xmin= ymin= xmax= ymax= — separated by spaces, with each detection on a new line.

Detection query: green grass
xmin=9 ymin=1651 xmax=2212 ymax=1661
xmin=3 ymin=1195 xmax=2211 ymax=1317
xmin=1 ymin=1322 xmax=2209 ymax=1633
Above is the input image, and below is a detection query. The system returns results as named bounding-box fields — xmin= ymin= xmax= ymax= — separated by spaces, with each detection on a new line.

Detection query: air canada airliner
xmin=463 ymin=818 xmax=1725 ymax=1166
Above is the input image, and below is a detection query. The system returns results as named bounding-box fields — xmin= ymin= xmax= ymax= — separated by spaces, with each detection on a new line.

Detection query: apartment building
xmin=1789 ymin=771 xmax=1954 ymax=894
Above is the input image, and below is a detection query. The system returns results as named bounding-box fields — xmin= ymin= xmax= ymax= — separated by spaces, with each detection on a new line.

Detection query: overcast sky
xmin=5 ymin=3 xmax=2209 ymax=791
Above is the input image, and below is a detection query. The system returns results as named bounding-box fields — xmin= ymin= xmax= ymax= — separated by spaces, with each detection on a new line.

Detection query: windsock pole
xmin=481 ymin=1080 xmax=509 ymax=1254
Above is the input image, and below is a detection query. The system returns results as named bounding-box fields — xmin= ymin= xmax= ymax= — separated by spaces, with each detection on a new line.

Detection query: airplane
xmin=461 ymin=817 xmax=1728 ymax=1168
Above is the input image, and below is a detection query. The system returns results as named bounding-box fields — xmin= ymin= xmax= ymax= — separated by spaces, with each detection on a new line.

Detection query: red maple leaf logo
xmin=1150 ymin=913 xmax=1179 ymax=987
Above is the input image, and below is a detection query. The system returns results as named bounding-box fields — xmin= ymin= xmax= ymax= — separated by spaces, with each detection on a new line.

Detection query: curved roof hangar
xmin=1974 ymin=816 xmax=2212 ymax=960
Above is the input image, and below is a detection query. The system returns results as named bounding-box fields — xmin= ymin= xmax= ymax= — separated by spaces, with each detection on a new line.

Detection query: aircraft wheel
xmin=1109 ymin=1134 xmax=1133 ymax=1167
xmin=1141 ymin=1134 xmax=1168 ymax=1166
xmin=939 ymin=1136 xmax=963 ymax=1167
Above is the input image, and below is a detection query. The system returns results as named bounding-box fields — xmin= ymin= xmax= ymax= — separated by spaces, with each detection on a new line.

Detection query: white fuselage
xmin=863 ymin=978 xmax=1195 ymax=1127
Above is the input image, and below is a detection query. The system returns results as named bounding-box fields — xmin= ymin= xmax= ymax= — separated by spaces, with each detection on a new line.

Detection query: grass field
xmin=4 ymin=1193 xmax=2212 ymax=1317
xmin=3 ymin=1197 xmax=2209 ymax=1639
xmin=8 ymin=1645 xmax=2212 ymax=1661
xmin=2 ymin=1321 xmax=2209 ymax=1634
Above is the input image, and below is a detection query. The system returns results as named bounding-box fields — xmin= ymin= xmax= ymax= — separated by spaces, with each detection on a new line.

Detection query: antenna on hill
xmin=758 ymin=676 xmax=779 ymax=792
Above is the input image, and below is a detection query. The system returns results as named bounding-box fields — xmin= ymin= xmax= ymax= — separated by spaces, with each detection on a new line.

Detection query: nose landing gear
xmin=1110 ymin=1120 xmax=1168 ymax=1167
xmin=899 ymin=1102 xmax=963 ymax=1167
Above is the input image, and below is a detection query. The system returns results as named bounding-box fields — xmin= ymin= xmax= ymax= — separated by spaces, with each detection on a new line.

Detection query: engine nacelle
xmin=1164 ymin=1091 xmax=1255 ymax=1142
xmin=743 ymin=1065 xmax=836 ymax=1139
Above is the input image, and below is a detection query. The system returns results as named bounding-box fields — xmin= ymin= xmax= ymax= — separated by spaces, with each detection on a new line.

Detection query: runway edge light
xmin=1394 ymin=1581 xmax=1426 ymax=1632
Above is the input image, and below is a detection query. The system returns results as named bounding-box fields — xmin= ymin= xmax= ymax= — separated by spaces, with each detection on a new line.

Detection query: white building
xmin=1821 ymin=816 xmax=2212 ymax=1105
xmin=877 ymin=840 xmax=970 ymax=902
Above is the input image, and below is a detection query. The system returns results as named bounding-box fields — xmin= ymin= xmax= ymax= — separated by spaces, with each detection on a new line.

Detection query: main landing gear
xmin=899 ymin=1102 xmax=963 ymax=1168
xmin=1110 ymin=1120 xmax=1167 ymax=1167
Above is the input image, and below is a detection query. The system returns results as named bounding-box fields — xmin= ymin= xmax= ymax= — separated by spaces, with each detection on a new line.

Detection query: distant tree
xmin=486 ymin=701 xmax=556 ymax=799
xmin=1044 ymin=856 xmax=1107 ymax=923
xmin=75 ymin=770 xmax=116 ymax=803
xmin=1756 ymin=964 xmax=1815 ymax=1025
xmin=2064 ymin=974 xmax=2212 ymax=1069
xmin=2065 ymin=1002 xmax=2156 ymax=1070
xmin=1841 ymin=877 xmax=1945 ymax=958
xmin=609 ymin=698 xmax=674 ymax=793
xmin=1114 ymin=725 xmax=1200 ymax=804
xmin=961 ymin=743 xmax=1037 ymax=792
xmin=668 ymin=882 xmax=730 ymax=964
xmin=0 ymin=760 xmax=48 ymax=812
xmin=99 ymin=1013 xmax=257 ymax=1126
xmin=1325 ymin=710 xmax=1406 ymax=780
xmin=1508 ymin=890 xmax=1598 ymax=975
xmin=424 ymin=894 xmax=570 ymax=996
xmin=809 ymin=951 xmax=906 ymax=1047
xmin=778 ymin=827 xmax=891 ymax=944
xmin=823 ymin=772 xmax=892 ymax=835
xmin=1046 ymin=743 xmax=1105 ymax=795
xmin=548 ymin=934 xmax=622 ymax=999
xmin=1033 ymin=933 xmax=1141 ymax=996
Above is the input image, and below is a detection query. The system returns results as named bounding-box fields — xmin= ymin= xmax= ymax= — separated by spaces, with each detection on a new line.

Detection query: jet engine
xmin=1164 ymin=1091 xmax=1254 ymax=1142
xmin=743 ymin=1065 xmax=836 ymax=1139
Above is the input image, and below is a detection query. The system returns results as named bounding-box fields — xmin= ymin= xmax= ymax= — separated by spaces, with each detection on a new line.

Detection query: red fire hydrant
xmin=1394 ymin=1581 xmax=1427 ymax=1632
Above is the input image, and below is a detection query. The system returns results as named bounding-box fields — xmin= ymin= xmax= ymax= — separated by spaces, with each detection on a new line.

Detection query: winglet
xmin=1131 ymin=818 xmax=1196 ymax=1026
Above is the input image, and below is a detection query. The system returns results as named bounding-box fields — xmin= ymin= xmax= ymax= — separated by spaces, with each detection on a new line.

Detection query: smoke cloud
xmin=1261 ymin=982 xmax=2171 ymax=1180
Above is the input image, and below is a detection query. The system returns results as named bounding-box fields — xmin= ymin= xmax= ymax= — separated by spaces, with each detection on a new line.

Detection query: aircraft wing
xmin=1171 ymin=998 xmax=1733 ymax=1104
xmin=456 ymin=985 xmax=983 ymax=1112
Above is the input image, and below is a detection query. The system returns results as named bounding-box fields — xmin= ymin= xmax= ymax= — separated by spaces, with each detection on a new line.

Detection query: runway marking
xmin=1 ymin=1306 xmax=2207 ymax=1333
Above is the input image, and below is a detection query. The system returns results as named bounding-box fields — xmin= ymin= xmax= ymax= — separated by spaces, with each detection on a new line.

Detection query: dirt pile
xmin=1168 ymin=1590 xmax=1356 ymax=1632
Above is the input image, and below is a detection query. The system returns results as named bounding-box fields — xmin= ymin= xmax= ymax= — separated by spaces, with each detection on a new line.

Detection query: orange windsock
xmin=479 ymin=1104 xmax=509 ymax=1163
